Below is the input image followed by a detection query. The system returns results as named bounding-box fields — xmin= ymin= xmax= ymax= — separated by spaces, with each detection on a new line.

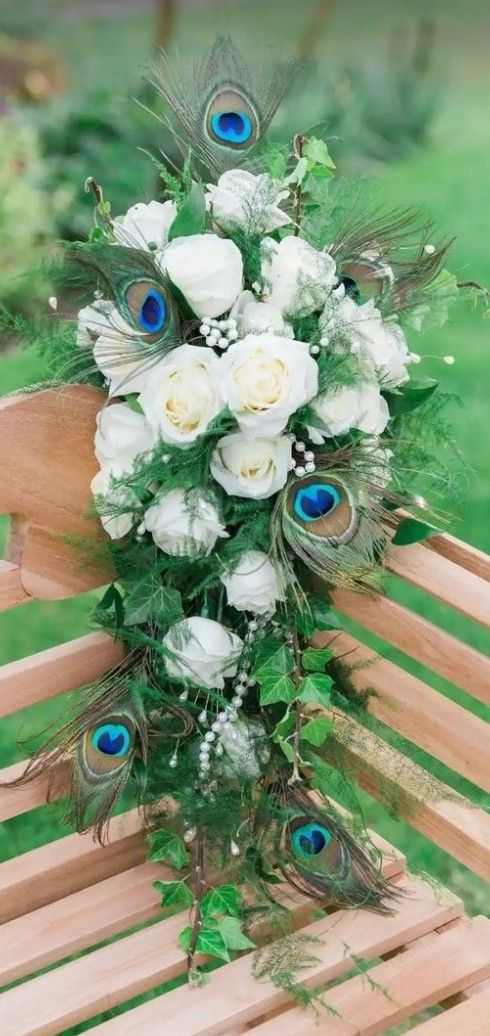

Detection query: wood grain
xmin=0 ymin=385 xmax=111 ymax=599
xmin=0 ymin=560 xmax=29 ymax=611
xmin=324 ymin=713 xmax=490 ymax=881
xmin=409 ymin=986 xmax=490 ymax=1034
xmin=386 ymin=542 xmax=490 ymax=628
xmin=87 ymin=879 xmax=461 ymax=1036
xmin=331 ymin=587 xmax=490 ymax=704
xmin=0 ymin=809 xmax=146 ymax=923
xmin=252 ymin=916 xmax=490 ymax=1036
xmin=0 ymin=632 xmax=125 ymax=718
xmin=313 ymin=631 xmax=490 ymax=792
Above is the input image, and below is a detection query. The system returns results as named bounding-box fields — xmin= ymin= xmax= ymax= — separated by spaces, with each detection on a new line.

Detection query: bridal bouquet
xmin=14 ymin=37 xmax=463 ymax=985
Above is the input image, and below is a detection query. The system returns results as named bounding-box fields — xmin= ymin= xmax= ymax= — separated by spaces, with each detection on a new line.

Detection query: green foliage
xmin=392 ymin=517 xmax=442 ymax=546
xmin=301 ymin=716 xmax=333 ymax=747
xmin=154 ymin=878 xmax=195 ymax=909
xmin=302 ymin=647 xmax=334 ymax=672
xmin=201 ymin=885 xmax=242 ymax=918
xmin=148 ymin=829 xmax=190 ymax=870
xmin=179 ymin=923 xmax=231 ymax=963
xmin=168 ymin=182 xmax=207 ymax=240
xmin=386 ymin=377 xmax=439 ymax=417
xmin=297 ymin=674 xmax=333 ymax=706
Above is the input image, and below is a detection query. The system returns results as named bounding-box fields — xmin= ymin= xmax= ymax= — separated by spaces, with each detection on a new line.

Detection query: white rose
xmin=231 ymin=290 xmax=293 ymax=339
xmin=206 ymin=169 xmax=291 ymax=235
xmin=319 ymin=287 xmax=361 ymax=351
xmin=355 ymin=301 xmax=410 ymax=387
xmin=309 ymin=382 xmax=389 ymax=441
xmin=92 ymin=319 xmax=151 ymax=397
xmin=363 ymin=440 xmax=394 ymax=490
xmin=143 ymin=488 xmax=228 ymax=556
xmin=91 ymin=465 xmax=138 ymax=540
xmin=261 ymin=236 xmax=337 ymax=319
xmin=220 ymin=333 xmax=318 ymax=436
xmin=76 ymin=298 xmax=115 ymax=348
xmin=94 ymin=403 xmax=157 ymax=473
xmin=163 ymin=616 xmax=243 ymax=689
xmin=138 ymin=345 xmax=222 ymax=445
xmin=221 ymin=550 xmax=285 ymax=615
xmin=211 ymin=432 xmax=293 ymax=499
xmin=158 ymin=233 xmax=243 ymax=318
xmin=113 ymin=200 xmax=177 ymax=251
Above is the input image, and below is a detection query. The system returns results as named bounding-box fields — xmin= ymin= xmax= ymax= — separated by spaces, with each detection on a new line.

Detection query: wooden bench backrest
xmin=0 ymin=385 xmax=488 ymax=1036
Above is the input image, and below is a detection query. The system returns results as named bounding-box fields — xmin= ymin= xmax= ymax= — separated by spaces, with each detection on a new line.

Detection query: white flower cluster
xmin=85 ymin=169 xmax=411 ymax=680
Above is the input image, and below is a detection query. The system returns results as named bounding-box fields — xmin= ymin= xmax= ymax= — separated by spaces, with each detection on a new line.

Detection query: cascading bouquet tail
xmin=9 ymin=35 xmax=467 ymax=987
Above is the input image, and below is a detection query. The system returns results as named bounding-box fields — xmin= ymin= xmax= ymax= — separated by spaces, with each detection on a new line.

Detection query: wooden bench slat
xmin=83 ymin=878 xmax=460 ymax=1036
xmin=0 ymin=809 xmax=146 ymax=924
xmin=0 ymin=861 xmax=162 ymax=987
xmin=426 ymin=531 xmax=490 ymax=583
xmin=409 ymin=985 xmax=490 ymax=1034
xmin=0 ymin=633 xmax=125 ymax=719
xmin=0 ymin=761 xmax=62 ymax=822
xmin=325 ymin=714 xmax=490 ymax=881
xmin=314 ymin=631 xmax=490 ymax=792
xmin=0 ymin=561 xmax=28 ymax=611
xmin=0 ymin=809 xmax=403 ymax=989
xmin=386 ymin=543 xmax=490 ymax=628
xmin=331 ymin=588 xmax=490 ymax=704
xmin=251 ymin=915 xmax=490 ymax=1036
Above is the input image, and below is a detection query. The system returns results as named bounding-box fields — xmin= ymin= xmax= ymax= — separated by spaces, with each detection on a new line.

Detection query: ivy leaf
xmin=125 ymin=574 xmax=183 ymax=627
xmin=201 ymin=885 xmax=242 ymax=918
xmin=216 ymin=915 xmax=256 ymax=951
xmin=168 ymin=181 xmax=206 ymax=240
xmin=386 ymin=378 xmax=438 ymax=416
xmin=148 ymin=829 xmax=190 ymax=870
xmin=277 ymin=737 xmax=294 ymax=762
xmin=271 ymin=709 xmax=295 ymax=742
xmin=392 ymin=517 xmax=442 ymax=546
xmin=301 ymin=716 xmax=333 ymax=746
xmin=252 ymin=637 xmax=294 ymax=677
xmin=153 ymin=879 xmax=194 ymax=909
xmin=304 ymin=137 xmax=335 ymax=169
xmin=97 ymin=583 xmax=124 ymax=628
xmin=179 ymin=923 xmax=231 ymax=962
xmin=302 ymin=647 xmax=333 ymax=672
xmin=311 ymin=596 xmax=341 ymax=631
xmin=297 ymin=673 xmax=333 ymax=705
xmin=259 ymin=672 xmax=297 ymax=706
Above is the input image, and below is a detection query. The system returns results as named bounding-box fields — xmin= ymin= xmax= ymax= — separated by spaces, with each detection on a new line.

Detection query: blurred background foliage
xmin=0 ymin=0 xmax=488 ymax=926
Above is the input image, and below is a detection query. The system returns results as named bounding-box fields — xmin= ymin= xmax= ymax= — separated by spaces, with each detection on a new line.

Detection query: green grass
xmin=0 ymin=0 xmax=488 ymax=946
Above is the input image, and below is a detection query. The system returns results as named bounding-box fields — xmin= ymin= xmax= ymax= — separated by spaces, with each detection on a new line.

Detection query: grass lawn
xmin=0 ymin=0 xmax=488 ymax=926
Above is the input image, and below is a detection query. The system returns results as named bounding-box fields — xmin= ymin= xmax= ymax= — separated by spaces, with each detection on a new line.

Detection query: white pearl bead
xmin=211 ymin=721 xmax=223 ymax=733
xmin=205 ymin=731 xmax=216 ymax=742
xmin=183 ymin=826 xmax=197 ymax=843
xmin=248 ymin=620 xmax=258 ymax=631
xmin=305 ymin=462 xmax=316 ymax=473
xmin=310 ymin=344 xmax=320 ymax=355
xmin=218 ymin=711 xmax=228 ymax=722
xmin=219 ymin=337 xmax=229 ymax=348
xmin=228 ymin=329 xmax=238 ymax=341
xmin=231 ymin=695 xmax=242 ymax=708
xmin=179 ymin=690 xmax=188 ymax=701
xmin=200 ymin=324 xmax=210 ymax=336
xmin=237 ymin=669 xmax=249 ymax=681
xmin=205 ymin=336 xmax=215 ymax=346
xmin=215 ymin=743 xmax=224 ymax=757
xmin=230 ymin=839 xmax=240 ymax=857
xmin=198 ymin=710 xmax=208 ymax=724
xmin=169 ymin=755 xmax=178 ymax=768
xmin=294 ymin=441 xmax=306 ymax=452
xmin=304 ymin=451 xmax=314 ymax=462
xmin=295 ymin=465 xmax=306 ymax=477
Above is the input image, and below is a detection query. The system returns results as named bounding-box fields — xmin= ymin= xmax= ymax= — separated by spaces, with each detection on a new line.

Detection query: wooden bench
xmin=0 ymin=385 xmax=488 ymax=1036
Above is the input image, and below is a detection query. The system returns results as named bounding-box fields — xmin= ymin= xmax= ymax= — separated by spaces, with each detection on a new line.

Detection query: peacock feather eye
xmin=294 ymin=483 xmax=341 ymax=523
xmin=291 ymin=822 xmax=332 ymax=859
xmin=124 ymin=280 xmax=169 ymax=337
xmin=84 ymin=714 xmax=135 ymax=777
xmin=205 ymin=88 xmax=258 ymax=149
xmin=91 ymin=722 xmax=131 ymax=758
xmin=339 ymin=261 xmax=391 ymax=303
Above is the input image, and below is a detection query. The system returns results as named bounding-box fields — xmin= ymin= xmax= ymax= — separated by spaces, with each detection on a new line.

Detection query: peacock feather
xmin=148 ymin=34 xmax=299 ymax=176
xmin=273 ymin=449 xmax=390 ymax=592
xmin=262 ymin=780 xmax=398 ymax=913
xmin=67 ymin=242 xmax=182 ymax=394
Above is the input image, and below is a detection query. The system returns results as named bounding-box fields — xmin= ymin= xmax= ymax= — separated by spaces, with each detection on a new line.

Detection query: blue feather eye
xmin=206 ymin=88 xmax=258 ymax=150
xmin=91 ymin=723 xmax=131 ymax=758
xmin=291 ymin=822 xmax=332 ymax=858
xmin=294 ymin=483 xmax=341 ymax=523
xmin=211 ymin=111 xmax=253 ymax=145
xmin=138 ymin=288 xmax=167 ymax=333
